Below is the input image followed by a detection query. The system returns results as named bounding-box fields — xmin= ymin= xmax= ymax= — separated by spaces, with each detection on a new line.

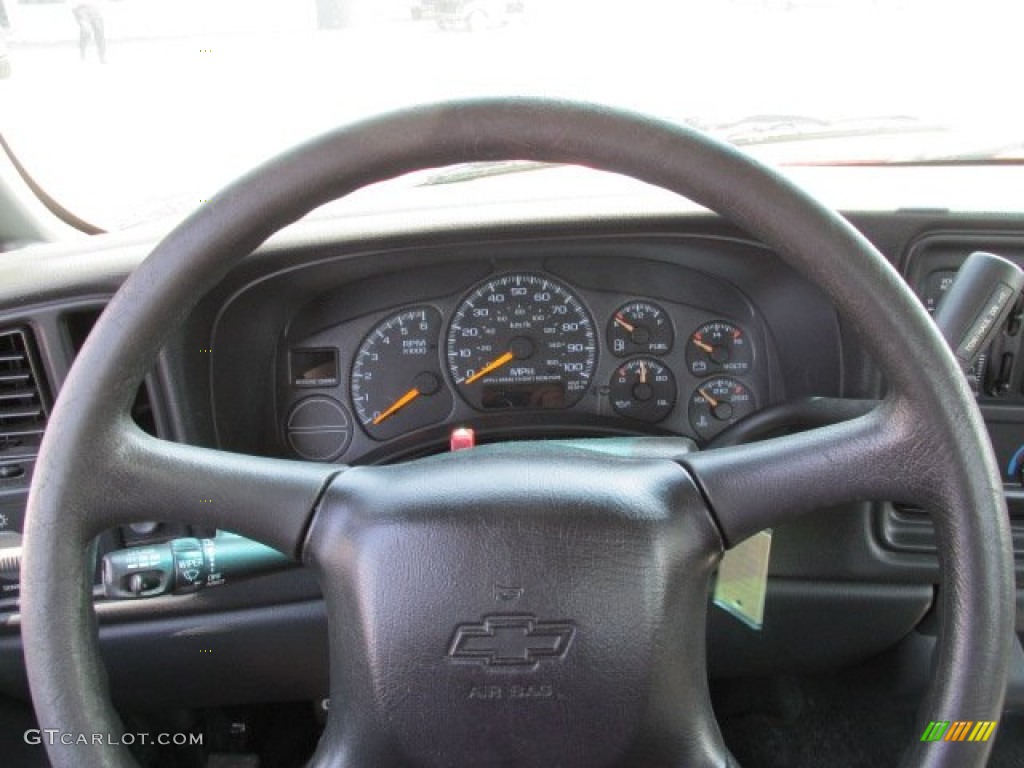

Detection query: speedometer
xmin=447 ymin=274 xmax=597 ymax=410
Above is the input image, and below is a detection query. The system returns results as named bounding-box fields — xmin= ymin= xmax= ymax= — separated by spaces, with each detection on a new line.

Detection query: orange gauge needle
xmin=465 ymin=351 xmax=514 ymax=384
xmin=699 ymin=387 xmax=719 ymax=408
xmin=614 ymin=313 xmax=636 ymax=333
xmin=639 ymin=359 xmax=648 ymax=384
xmin=372 ymin=387 xmax=420 ymax=425
xmin=692 ymin=337 xmax=714 ymax=354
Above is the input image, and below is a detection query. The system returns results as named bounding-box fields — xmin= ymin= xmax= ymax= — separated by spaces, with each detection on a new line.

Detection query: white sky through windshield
xmin=0 ymin=0 xmax=1021 ymax=230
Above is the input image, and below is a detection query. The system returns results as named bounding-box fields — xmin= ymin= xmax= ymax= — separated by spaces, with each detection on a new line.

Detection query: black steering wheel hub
xmin=308 ymin=445 xmax=723 ymax=764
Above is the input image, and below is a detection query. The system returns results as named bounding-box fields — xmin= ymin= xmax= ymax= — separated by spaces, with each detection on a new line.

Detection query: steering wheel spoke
xmin=683 ymin=400 xmax=922 ymax=546
xmin=87 ymin=422 xmax=341 ymax=557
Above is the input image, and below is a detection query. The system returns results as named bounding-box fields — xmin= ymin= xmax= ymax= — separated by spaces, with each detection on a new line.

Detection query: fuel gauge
xmin=686 ymin=321 xmax=752 ymax=377
xmin=608 ymin=301 xmax=673 ymax=357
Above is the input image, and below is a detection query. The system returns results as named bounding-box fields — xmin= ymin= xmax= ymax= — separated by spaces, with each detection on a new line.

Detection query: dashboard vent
xmin=882 ymin=499 xmax=1024 ymax=556
xmin=64 ymin=309 xmax=159 ymax=436
xmin=0 ymin=328 xmax=47 ymax=455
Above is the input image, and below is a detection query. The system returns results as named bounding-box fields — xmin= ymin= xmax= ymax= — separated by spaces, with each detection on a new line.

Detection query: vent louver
xmin=0 ymin=328 xmax=46 ymax=455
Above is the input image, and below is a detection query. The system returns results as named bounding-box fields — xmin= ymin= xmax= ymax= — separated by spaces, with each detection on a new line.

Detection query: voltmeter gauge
xmin=688 ymin=377 xmax=756 ymax=441
xmin=686 ymin=321 xmax=753 ymax=377
xmin=608 ymin=300 xmax=673 ymax=357
xmin=609 ymin=357 xmax=676 ymax=423
xmin=351 ymin=307 xmax=452 ymax=441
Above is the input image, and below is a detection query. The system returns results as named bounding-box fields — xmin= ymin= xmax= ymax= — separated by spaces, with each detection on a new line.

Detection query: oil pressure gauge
xmin=609 ymin=357 xmax=676 ymax=423
xmin=686 ymin=321 xmax=752 ymax=377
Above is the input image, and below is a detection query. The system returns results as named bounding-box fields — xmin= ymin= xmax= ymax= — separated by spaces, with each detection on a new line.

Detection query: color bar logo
xmin=920 ymin=721 xmax=997 ymax=743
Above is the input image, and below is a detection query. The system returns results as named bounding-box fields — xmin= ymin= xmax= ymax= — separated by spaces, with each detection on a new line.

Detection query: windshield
xmin=0 ymin=0 xmax=1021 ymax=230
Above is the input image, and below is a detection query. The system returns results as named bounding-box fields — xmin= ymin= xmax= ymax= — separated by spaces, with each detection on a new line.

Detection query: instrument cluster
xmin=281 ymin=269 xmax=767 ymax=464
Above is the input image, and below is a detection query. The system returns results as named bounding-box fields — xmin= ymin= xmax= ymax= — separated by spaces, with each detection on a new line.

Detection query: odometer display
xmin=447 ymin=274 xmax=597 ymax=410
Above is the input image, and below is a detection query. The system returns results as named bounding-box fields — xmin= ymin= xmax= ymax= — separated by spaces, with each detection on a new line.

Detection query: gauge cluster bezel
xmin=272 ymin=248 xmax=773 ymax=464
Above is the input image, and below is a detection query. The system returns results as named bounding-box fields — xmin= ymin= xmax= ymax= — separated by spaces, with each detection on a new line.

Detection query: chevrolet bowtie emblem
xmin=448 ymin=615 xmax=575 ymax=668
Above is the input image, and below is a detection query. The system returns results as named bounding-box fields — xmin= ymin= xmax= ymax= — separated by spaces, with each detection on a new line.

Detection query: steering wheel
xmin=20 ymin=100 xmax=1014 ymax=767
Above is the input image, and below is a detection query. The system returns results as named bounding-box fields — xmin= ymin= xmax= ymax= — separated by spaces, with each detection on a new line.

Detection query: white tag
xmin=713 ymin=529 xmax=772 ymax=630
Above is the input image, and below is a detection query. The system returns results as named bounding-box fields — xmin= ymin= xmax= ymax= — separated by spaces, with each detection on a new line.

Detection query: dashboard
xmin=2 ymin=194 xmax=1024 ymax=711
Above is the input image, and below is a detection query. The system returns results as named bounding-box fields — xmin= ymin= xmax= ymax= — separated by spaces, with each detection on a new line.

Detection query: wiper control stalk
xmin=102 ymin=533 xmax=291 ymax=599
xmin=932 ymin=251 xmax=1024 ymax=373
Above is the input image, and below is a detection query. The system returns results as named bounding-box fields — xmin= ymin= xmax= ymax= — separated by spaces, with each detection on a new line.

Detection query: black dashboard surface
xmin=2 ymin=207 xmax=1024 ymax=708
xmin=211 ymin=237 xmax=829 ymax=466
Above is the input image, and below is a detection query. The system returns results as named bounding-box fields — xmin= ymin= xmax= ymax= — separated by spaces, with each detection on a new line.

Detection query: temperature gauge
xmin=609 ymin=357 xmax=676 ymax=423
xmin=688 ymin=377 xmax=756 ymax=440
xmin=608 ymin=301 xmax=674 ymax=357
xmin=686 ymin=321 xmax=752 ymax=377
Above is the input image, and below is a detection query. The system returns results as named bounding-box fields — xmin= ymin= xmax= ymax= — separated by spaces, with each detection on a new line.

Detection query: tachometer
xmin=351 ymin=307 xmax=452 ymax=440
xmin=447 ymin=274 xmax=596 ymax=410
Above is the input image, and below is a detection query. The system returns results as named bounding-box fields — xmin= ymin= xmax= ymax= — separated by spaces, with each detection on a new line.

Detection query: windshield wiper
xmin=414 ymin=117 xmax=1022 ymax=176
xmin=693 ymin=114 xmax=939 ymax=146
xmin=417 ymin=160 xmax=566 ymax=187
xmin=692 ymin=114 xmax=1024 ymax=165
xmin=857 ymin=141 xmax=1024 ymax=166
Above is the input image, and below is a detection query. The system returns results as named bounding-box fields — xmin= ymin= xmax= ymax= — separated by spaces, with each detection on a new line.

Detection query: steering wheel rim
xmin=20 ymin=99 xmax=1014 ymax=767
